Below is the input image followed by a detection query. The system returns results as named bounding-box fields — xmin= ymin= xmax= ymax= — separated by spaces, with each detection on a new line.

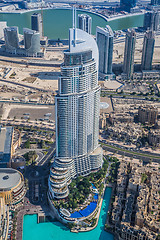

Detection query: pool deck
xmin=78 ymin=196 xmax=103 ymax=232
xmin=72 ymin=183 xmax=107 ymax=233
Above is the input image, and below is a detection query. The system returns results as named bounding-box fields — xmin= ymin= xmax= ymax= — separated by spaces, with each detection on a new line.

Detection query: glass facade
xmin=48 ymin=28 xmax=103 ymax=200
xmin=96 ymin=26 xmax=114 ymax=75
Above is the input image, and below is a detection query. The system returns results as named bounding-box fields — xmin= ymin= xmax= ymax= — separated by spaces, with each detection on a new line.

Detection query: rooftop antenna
xmin=73 ymin=6 xmax=77 ymax=47
xmin=73 ymin=6 xmax=75 ymax=29
xmin=41 ymin=7 xmax=44 ymax=37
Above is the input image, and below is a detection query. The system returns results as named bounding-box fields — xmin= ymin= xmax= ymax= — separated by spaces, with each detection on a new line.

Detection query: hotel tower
xmin=48 ymin=8 xmax=103 ymax=200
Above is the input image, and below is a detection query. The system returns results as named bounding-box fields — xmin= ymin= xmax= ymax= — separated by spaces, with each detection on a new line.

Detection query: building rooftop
xmin=31 ymin=12 xmax=41 ymax=16
xmin=0 ymin=126 xmax=13 ymax=155
xmin=0 ymin=3 xmax=10 ymax=7
xmin=0 ymin=168 xmax=21 ymax=191
xmin=90 ymin=146 xmax=102 ymax=155
xmin=23 ymin=28 xmax=38 ymax=35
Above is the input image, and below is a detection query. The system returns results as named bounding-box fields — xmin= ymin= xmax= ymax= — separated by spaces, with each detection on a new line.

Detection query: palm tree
xmin=130 ymin=157 xmax=133 ymax=163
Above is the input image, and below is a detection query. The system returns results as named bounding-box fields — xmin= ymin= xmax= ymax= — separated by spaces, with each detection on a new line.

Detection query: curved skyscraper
xmin=4 ymin=26 xmax=19 ymax=54
xmin=23 ymin=28 xmax=41 ymax=56
xmin=48 ymin=9 xmax=103 ymax=200
xmin=96 ymin=25 xmax=114 ymax=75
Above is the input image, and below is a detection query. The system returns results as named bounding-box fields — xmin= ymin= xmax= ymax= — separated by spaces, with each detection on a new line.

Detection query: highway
xmin=101 ymin=142 xmax=160 ymax=163
xmin=101 ymin=91 xmax=160 ymax=102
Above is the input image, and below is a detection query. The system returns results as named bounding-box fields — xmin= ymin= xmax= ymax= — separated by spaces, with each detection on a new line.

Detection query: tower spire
xmin=73 ymin=6 xmax=76 ymax=47
xmin=73 ymin=6 xmax=75 ymax=29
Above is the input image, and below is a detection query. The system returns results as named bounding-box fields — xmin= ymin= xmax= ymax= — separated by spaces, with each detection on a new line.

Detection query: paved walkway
xmin=16 ymin=198 xmax=50 ymax=240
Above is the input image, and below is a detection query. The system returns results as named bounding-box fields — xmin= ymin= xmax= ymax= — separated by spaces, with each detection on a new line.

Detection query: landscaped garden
xmin=53 ymin=157 xmax=109 ymax=211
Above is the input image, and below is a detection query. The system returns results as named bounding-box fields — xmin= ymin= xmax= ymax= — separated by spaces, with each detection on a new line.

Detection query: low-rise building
xmin=111 ymin=160 xmax=160 ymax=239
xmin=99 ymin=113 xmax=107 ymax=129
xmin=148 ymin=129 xmax=160 ymax=146
xmin=0 ymin=126 xmax=13 ymax=168
xmin=106 ymin=122 xmax=142 ymax=144
xmin=0 ymin=126 xmax=21 ymax=168
xmin=0 ymin=168 xmax=26 ymax=206
xmin=0 ymin=197 xmax=9 ymax=240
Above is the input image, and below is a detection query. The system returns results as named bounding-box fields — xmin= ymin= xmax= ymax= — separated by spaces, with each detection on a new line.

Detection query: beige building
xmin=99 ymin=113 xmax=107 ymax=129
xmin=0 ymin=168 xmax=25 ymax=206
xmin=0 ymin=197 xmax=9 ymax=240
xmin=112 ymin=160 xmax=160 ymax=240
xmin=138 ymin=105 xmax=158 ymax=125
xmin=148 ymin=129 xmax=160 ymax=146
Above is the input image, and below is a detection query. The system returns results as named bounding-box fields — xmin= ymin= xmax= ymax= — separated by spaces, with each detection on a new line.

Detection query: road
xmin=1 ymin=118 xmax=55 ymax=131
xmin=101 ymin=90 xmax=160 ymax=101
xmin=15 ymin=144 xmax=56 ymax=166
xmin=0 ymin=77 xmax=53 ymax=92
xmin=101 ymin=142 xmax=160 ymax=163
xmin=37 ymin=143 xmax=56 ymax=166
xmin=15 ymin=148 xmax=44 ymax=163
xmin=15 ymin=148 xmax=43 ymax=155
xmin=36 ymin=151 xmax=45 ymax=163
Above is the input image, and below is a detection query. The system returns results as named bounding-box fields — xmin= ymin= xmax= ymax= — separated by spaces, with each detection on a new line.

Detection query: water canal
xmin=0 ymin=9 xmax=144 ymax=39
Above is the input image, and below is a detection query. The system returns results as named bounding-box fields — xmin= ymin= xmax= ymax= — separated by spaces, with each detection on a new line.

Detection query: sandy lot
xmin=5 ymin=67 xmax=60 ymax=91
xmin=100 ymin=97 xmax=113 ymax=113
xmin=2 ymin=104 xmax=55 ymax=121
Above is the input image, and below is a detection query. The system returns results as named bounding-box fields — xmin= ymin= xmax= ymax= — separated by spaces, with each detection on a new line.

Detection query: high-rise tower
xmin=4 ymin=26 xmax=19 ymax=54
xmin=96 ymin=25 xmax=114 ymax=75
xmin=123 ymin=29 xmax=136 ymax=79
xmin=31 ymin=13 xmax=43 ymax=37
xmin=141 ymin=30 xmax=155 ymax=70
xmin=23 ymin=28 xmax=41 ymax=57
xmin=143 ymin=11 xmax=159 ymax=31
xmin=0 ymin=22 xmax=7 ymax=39
xmin=48 ymin=8 xmax=103 ymax=200
xmin=78 ymin=14 xmax=92 ymax=34
xmin=120 ymin=0 xmax=137 ymax=11
xmin=151 ymin=0 xmax=160 ymax=5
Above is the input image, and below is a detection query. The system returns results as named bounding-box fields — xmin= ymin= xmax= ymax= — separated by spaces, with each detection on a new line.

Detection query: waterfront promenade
xmin=16 ymin=198 xmax=51 ymax=240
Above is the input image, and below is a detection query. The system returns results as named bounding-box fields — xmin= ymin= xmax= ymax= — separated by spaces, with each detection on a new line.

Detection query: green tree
xmin=25 ymin=139 xmax=30 ymax=149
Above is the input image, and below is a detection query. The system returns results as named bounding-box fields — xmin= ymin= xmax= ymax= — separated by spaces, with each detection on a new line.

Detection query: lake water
xmin=23 ymin=187 xmax=114 ymax=240
xmin=0 ymin=9 xmax=144 ymax=39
